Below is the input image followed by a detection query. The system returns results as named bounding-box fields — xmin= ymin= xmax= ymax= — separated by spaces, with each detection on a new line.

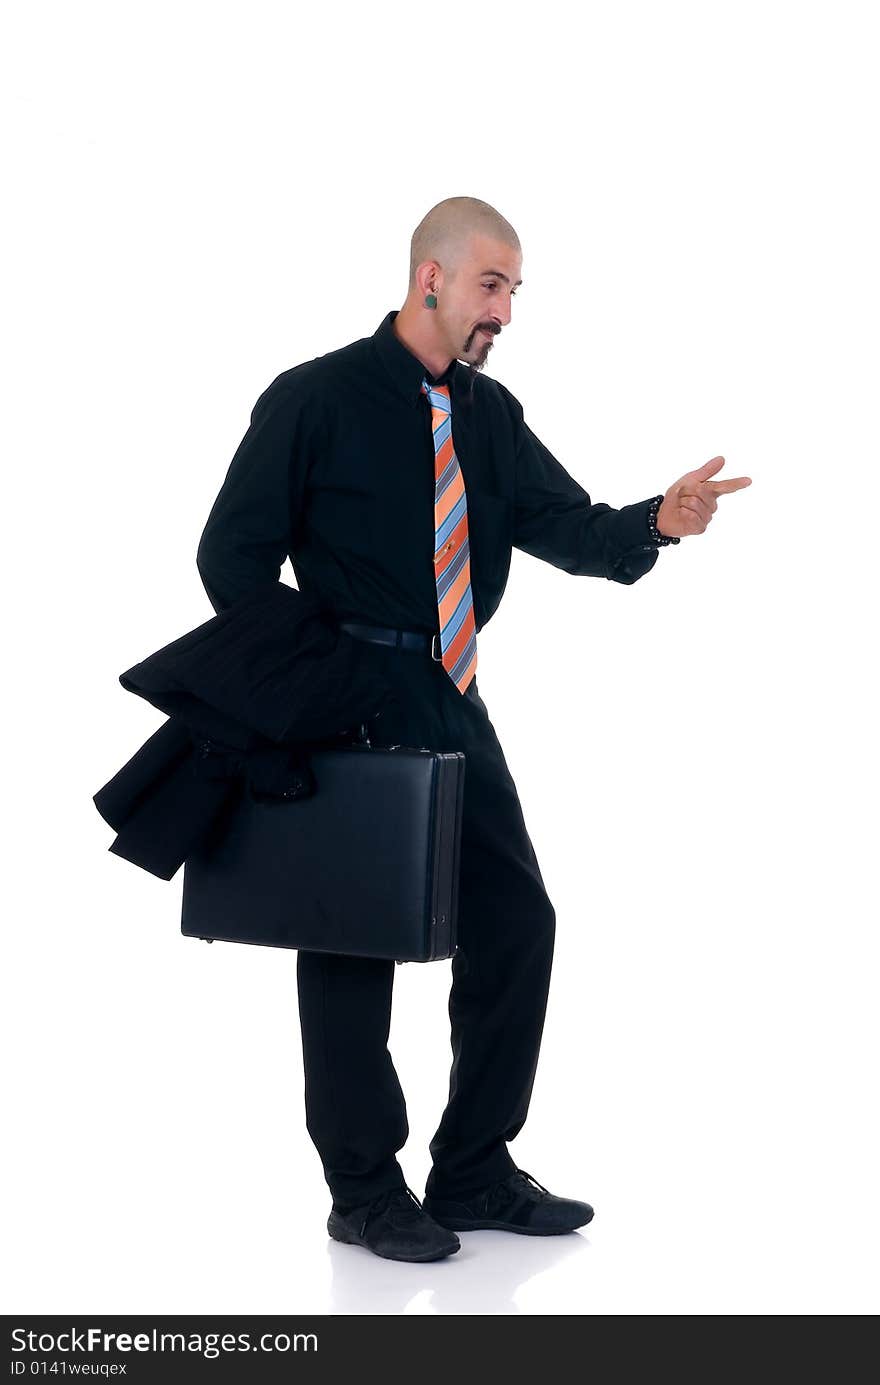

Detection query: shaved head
xmin=408 ymin=196 xmax=521 ymax=290
xmin=393 ymin=197 xmax=523 ymax=399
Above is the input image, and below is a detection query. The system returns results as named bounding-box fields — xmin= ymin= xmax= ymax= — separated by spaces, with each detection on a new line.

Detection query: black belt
xmin=340 ymin=621 xmax=443 ymax=661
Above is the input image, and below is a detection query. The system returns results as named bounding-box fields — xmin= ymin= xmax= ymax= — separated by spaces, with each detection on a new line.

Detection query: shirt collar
xmin=372 ymin=309 xmax=460 ymax=406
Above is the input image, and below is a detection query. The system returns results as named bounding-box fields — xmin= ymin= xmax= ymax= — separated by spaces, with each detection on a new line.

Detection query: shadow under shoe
xmin=422 ymin=1167 xmax=594 ymax=1235
xmin=327 ymin=1184 xmax=461 ymax=1262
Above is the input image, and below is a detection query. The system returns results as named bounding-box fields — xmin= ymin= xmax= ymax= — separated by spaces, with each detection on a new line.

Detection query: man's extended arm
xmin=500 ymin=384 xmax=666 ymax=585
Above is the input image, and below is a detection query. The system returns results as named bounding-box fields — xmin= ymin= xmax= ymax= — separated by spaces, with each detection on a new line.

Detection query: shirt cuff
xmin=606 ymin=495 xmax=678 ymax=554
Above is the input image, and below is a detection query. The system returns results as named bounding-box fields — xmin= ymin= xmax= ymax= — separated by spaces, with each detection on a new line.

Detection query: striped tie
xmin=421 ymin=377 xmax=478 ymax=695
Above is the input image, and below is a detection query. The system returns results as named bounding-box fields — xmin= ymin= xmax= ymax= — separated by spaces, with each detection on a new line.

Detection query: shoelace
xmin=480 ymin=1167 xmax=551 ymax=1217
xmin=358 ymin=1184 xmax=424 ymax=1240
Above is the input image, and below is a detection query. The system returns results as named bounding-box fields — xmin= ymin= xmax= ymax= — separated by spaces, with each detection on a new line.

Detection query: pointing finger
xmin=709 ymin=477 xmax=752 ymax=495
xmin=692 ymin=455 xmax=726 ymax=481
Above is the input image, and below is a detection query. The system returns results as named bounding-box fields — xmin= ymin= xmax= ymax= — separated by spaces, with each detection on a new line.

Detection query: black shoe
xmin=422 ymin=1167 xmax=594 ymax=1235
xmin=327 ymin=1184 xmax=461 ymax=1262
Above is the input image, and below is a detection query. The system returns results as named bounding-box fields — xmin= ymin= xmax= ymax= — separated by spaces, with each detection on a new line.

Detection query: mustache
xmin=465 ymin=324 xmax=499 ymax=347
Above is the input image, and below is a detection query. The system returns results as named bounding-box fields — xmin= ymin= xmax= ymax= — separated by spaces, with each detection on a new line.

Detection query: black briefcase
xmin=181 ymin=737 xmax=465 ymax=962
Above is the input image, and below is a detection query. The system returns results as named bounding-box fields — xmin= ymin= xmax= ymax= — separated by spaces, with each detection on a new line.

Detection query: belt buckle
xmin=431 ymin=633 xmax=443 ymax=662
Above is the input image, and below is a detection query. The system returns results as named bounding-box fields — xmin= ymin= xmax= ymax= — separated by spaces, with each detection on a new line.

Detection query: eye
xmin=483 ymin=282 xmax=518 ymax=296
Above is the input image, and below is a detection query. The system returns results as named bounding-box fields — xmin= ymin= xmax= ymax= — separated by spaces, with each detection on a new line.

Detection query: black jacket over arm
xmin=92 ymin=582 xmax=397 ymax=881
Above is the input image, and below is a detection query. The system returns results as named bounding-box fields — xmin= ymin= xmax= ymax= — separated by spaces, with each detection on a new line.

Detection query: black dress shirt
xmin=196 ymin=309 xmax=663 ymax=630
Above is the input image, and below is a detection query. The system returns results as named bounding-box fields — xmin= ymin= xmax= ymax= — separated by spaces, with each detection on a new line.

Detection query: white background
xmin=3 ymin=0 xmax=877 ymax=1315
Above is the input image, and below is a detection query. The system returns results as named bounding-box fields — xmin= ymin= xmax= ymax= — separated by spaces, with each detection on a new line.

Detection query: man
xmin=196 ymin=196 xmax=751 ymax=1263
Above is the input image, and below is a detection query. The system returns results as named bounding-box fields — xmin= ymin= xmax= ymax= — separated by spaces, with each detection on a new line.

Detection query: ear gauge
xmin=424 ymin=292 xmax=437 ymax=309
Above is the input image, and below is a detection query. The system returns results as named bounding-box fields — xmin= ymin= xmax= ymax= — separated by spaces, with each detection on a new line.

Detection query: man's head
xmin=400 ymin=196 xmax=523 ymax=385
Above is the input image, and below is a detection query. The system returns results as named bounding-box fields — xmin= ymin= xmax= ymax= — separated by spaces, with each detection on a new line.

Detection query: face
xmin=435 ymin=234 xmax=523 ymax=372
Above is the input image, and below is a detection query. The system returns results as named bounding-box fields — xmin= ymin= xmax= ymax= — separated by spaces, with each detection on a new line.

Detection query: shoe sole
xmin=424 ymin=1211 xmax=594 ymax=1235
xmin=327 ymin=1212 xmax=461 ymax=1262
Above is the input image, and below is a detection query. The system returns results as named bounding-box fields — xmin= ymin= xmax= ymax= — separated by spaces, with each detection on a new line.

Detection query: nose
xmin=498 ymin=292 xmax=516 ymax=329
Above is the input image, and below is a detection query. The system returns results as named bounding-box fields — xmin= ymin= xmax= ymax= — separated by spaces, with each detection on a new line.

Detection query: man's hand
xmin=656 ymin=456 xmax=752 ymax=539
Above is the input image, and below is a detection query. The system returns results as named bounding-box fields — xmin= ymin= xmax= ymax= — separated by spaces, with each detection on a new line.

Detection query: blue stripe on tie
xmin=432 ymin=414 xmax=452 ymax=447
xmin=440 ymin=586 xmax=472 ymax=646
xmin=425 ymin=386 xmax=451 ymax=414
xmin=450 ymin=628 xmax=477 ymax=683
xmin=436 ymin=418 xmax=452 ymax=449
xmin=436 ymin=492 xmax=466 ymax=549
xmin=437 ymin=537 xmax=470 ymax=599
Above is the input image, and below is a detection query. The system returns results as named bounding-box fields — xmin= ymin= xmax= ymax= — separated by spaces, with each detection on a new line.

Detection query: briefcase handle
xmin=332 ymin=720 xmax=379 ymax=748
xmin=353 ymin=720 xmax=410 ymax=752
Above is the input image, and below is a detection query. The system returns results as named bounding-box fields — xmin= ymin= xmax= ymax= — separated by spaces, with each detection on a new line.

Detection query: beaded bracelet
xmin=647 ymin=493 xmax=680 ymax=545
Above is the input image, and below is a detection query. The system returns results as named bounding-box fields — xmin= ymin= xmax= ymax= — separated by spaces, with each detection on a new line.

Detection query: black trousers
xmin=295 ymin=637 xmax=557 ymax=1207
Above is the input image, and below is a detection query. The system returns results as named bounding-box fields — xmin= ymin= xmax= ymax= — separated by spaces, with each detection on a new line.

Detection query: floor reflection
xmin=326 ymin=1228 xmax=591 ymax=1315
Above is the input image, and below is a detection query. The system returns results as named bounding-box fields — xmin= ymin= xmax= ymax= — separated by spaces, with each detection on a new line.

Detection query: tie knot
xmin=421 ymin=378 xmax=451 ymax=413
